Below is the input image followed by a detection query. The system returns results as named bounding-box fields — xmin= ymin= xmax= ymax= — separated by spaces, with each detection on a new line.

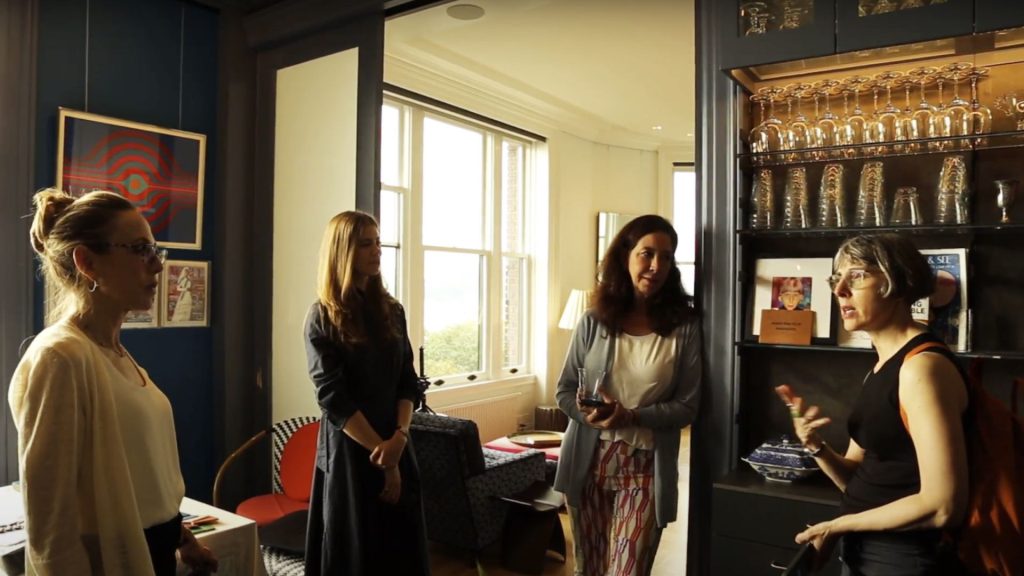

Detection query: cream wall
xmin=272 ymin=49 xmax=359 ymax=421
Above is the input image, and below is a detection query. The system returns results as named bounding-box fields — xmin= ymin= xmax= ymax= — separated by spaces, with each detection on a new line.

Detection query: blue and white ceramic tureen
xmin=742 ymin=436 xmax=819 ymax=482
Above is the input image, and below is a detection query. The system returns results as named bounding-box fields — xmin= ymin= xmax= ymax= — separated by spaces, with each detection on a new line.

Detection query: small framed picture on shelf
xmin=750 ymin=258 xmax=833 ymax=340
xmin=161 ymin=260 xmax=210 ymax=328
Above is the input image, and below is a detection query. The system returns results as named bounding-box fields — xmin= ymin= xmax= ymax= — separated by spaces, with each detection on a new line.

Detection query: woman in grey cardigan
xmin=554 ymin=214 xmax=701 ymax=576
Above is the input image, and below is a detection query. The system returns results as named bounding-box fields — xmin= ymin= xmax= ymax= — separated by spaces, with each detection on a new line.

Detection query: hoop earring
xmin=88 ymin=280 xmax=98 ymax=293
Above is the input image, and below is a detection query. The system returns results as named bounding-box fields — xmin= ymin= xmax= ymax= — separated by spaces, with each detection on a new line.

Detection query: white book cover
xmin=918 ymin=248 xmax=969 ymax=352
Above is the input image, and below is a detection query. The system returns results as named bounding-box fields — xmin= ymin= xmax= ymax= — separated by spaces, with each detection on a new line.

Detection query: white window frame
xmin=673 ymin=163 xmax=698 ymax=296
xmin=382 ymin=94 xmax=534 ymax=387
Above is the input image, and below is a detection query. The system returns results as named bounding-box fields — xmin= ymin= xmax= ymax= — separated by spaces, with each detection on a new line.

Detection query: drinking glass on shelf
xmin=813 ymin=80 xmax=843 ymax=154
xmin=785 ymin=83 xmax=818 ymax=154
xmin=855 ymin=161 xmax=886 ymax=227
xmin=816 ymin=164 xmax=846 ymax=228
xmin=995 ymin=179 xmax=1018 ymax=224
xmin=936 ymin=155 xmax=970 ymax=225
xmin=895 ymin=77 xmax=920 ymax=152
xmin=749 ymin=93 xmax=771 ymax=154
xmin=940 ymin=62 xmax=974 ymax=140
xmin=782 ymin=167 xmax=809 ymax=229
xmin=890 ymin=186 xmax=921 ymax=226
xmin=907 ymin=66 xmax=939 ymax=145
xmin=842 ymin=75 xmax=874 ymax=148
xmin=750 ymin=168 xmax=775 ymax=230
xmin=873 ymin=71 xmax=905 ymax=147
xmin=965 ymin=67 xmax=992 ymax=142
xmin=993 ymin=92 xmax=1024 ymax=131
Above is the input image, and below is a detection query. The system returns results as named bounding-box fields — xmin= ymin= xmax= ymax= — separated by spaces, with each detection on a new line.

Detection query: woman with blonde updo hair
xmin=302 ymin=210 xmax=429 ymax=575
xmin=9 ymin=188 xmax=217 ymax=575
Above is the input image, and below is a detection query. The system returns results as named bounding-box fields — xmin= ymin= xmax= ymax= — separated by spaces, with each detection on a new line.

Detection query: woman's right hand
xmin=380 ymin=466 xmax=402 ymax=504
xmin=775 ymin=384 xmax=831 ymax=451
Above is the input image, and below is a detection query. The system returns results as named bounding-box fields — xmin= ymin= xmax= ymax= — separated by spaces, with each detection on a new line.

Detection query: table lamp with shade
xmin=558 ymin=289 xmax=592 ymax=331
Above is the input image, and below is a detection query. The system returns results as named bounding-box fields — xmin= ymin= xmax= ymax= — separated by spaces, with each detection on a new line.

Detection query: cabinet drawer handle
xmin=769 ymin=561 xmax=787 ymax=571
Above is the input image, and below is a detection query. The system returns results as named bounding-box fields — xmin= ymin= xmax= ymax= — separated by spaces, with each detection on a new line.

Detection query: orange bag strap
xmin=898 ymin=341 xmax=950 ymax=432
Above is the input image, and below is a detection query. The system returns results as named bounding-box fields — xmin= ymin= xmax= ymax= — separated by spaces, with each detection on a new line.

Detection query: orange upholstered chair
xmin=213 ymin=417 xmax=319 ymax=526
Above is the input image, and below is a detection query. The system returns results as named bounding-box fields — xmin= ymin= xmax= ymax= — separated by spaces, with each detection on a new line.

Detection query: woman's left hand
xmin=179 ymin=531 xmax=219 ymax=574
xmin=795 ymin=519 xmax=840 ymax=566
xmin=586 ymin=396 xmax=635 ymax=430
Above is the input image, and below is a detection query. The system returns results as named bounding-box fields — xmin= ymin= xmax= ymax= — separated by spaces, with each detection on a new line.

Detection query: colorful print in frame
xmin=56 ymin=108 xmax=205 ymax=249
xmin=161 ymin=260 xmax=210 ymax=328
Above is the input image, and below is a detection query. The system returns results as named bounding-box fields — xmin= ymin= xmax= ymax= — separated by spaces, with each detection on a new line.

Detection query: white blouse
xmin=600 ymin=331 xmax=677 ymax=449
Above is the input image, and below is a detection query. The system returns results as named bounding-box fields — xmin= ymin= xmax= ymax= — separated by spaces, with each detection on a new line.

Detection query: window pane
xmin=423 ymin=251 xmax=482 ymax=377
xmin=679 ymin=264 xmax=696 ymax=297
xmin=422 ymin=117 xmax=484 ymax=249
xmin=381 ymin=246 xmax=399 ymax=297
xmin=501 ymin=141 xmax=524 ymax=253
xmin=380 ymin=189 xmax=400 ymax=245
xmin=381 ymin=104 xmax=401 ymax=187
xmin=674 ymin=169 xmax=697 ymax=263
xmin=502 ymin=257 xmax=526 ymax=367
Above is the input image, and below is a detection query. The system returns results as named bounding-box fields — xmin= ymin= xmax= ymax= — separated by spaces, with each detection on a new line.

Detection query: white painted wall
xmin=273 ymin=49 xmax=359 ymax=421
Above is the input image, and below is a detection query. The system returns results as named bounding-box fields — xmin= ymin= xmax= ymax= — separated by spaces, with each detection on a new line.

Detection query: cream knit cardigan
xmin=9 ymin=322 xmax=168 ymax=575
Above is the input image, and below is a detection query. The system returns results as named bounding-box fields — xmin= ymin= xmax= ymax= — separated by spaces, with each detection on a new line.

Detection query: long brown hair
xmin=315 ymin=210 xmax=399 ymax=343
xmin=29 ymin=188 xmax=136 ymax=324
xmin=592 ymin=214 xmax=694 ymax=335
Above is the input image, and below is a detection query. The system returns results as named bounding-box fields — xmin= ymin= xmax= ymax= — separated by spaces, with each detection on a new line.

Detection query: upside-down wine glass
xmin=966 ymin=67 xmax=992 ymax=144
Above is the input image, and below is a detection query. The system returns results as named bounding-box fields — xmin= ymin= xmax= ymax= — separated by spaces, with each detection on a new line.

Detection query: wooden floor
xmin=428 ymin=429 xmax=691 ymax=576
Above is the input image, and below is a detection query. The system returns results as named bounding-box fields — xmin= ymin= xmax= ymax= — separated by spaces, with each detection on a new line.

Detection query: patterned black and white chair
xmin=410 ymin=412 xmax=546 ymax=553
xmin=213 ymin=416 xmax=319 ymax=576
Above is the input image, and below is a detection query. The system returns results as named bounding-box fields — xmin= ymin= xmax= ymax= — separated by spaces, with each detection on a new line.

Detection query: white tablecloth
xmin=0 ymin=485 xmax=268 ymax=576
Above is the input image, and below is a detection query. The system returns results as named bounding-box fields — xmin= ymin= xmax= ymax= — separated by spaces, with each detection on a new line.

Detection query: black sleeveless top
xmin=840 ymin=332 xmax=965 ymax=521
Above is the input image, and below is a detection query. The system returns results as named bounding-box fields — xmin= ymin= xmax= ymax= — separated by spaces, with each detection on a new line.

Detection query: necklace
xmin=70 ymin=318 xmax=147 ymax=387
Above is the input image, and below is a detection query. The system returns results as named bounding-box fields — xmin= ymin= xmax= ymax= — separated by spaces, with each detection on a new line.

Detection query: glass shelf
xmin=736 ymin=223 xmax=1024 ymax=237
xmin=735 ymin=341 xmax=1024 ymax=360
xmin=737 ymin=129 xmax=1024 ymax=168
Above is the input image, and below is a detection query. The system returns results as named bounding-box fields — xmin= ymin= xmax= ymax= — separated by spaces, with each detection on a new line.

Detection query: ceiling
xmin=385 ymin=0 xmax=695 ymax=151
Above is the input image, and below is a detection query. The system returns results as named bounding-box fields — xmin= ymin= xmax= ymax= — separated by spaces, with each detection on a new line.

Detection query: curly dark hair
xmin=592 ymin=214 xmax=695 ymax=335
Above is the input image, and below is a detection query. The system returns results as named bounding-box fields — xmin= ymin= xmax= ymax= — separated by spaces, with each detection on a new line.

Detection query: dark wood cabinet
xmin=712 ymin=469 xmax=843 ymax=575
xmin=718 ymin=0 xmax=836 ymax=70
xmin=975 ymin=0 xmax=1024 ymax=33
xmin=835 ymin=0 xmax=973 ymax=53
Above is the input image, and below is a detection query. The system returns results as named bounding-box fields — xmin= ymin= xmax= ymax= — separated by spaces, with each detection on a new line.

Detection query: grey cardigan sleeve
xmin=634 ymin=317 xmax=702 ymax=430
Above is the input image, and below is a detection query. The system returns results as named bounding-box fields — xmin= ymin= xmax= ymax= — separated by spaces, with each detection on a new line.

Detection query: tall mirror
xmin=597 ymin=211 xmax=641 ymax=264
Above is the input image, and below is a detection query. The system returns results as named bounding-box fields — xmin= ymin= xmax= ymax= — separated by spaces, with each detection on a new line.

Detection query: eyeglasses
xmin=101 ymin=242 xmax=168 ymax=263
xmin=827 ymin=268 xmax=874 ymax=290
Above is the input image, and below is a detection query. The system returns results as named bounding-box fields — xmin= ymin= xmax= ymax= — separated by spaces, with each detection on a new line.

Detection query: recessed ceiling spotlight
xmin=447 ymin=4 xmax=485 ymax=21
xmin=651 ymin=125 xmax=663 ymax=131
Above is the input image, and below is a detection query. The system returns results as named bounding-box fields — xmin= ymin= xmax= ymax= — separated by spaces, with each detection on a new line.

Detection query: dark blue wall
xmin=35 ymin=0 xmax=219 ymax=501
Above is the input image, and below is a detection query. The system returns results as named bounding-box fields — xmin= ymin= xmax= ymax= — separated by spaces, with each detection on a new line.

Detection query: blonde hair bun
xmin=30 ymin=188 xmax=77 ymax=255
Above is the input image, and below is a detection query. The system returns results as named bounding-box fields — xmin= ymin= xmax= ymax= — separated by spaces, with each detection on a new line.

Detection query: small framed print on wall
xmin=161 ymin=260 xmax=210 ymax=328
xmin=750 ymin=258 xmax=833 ymax=340
xmin=123 ymin=282 xmax=160 ymax=329
xmin=56 ymin=108 xmax=206 ymax=249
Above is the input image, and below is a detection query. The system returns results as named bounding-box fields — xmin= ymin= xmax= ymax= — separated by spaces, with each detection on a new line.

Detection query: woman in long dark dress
xmin=303 ymin=210 xmax=430 ymax=576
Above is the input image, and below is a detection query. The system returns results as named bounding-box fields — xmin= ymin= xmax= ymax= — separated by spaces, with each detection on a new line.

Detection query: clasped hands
xmin=576 ymin=387 xmax=635 ymax=429
xmin=370 ymin=432 xmax=407 ymax=504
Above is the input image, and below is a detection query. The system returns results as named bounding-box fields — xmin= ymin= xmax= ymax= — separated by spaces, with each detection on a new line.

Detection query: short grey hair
xmin=834 ymin=233 xmax=934 ymax=303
